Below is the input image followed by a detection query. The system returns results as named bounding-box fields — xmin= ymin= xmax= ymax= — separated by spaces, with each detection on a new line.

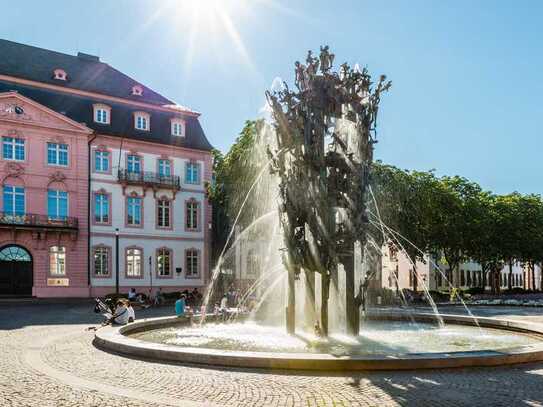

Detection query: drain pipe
xmin=87 ymin=133 xmax=97 ymax=290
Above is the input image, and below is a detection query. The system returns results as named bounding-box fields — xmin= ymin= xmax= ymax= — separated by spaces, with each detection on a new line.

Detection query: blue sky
xmin=1 ymin=0 xmax=542 ymax=194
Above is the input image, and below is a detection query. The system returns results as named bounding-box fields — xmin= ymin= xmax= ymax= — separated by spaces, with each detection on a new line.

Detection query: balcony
xmin=0 ymin=212 xmax=78 ymax=231
xmin=118 ymin=169 xmax=181 ymax=191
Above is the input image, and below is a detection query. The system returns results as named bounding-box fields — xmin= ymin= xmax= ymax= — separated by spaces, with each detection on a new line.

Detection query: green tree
xmin=370 ymin=164 xmax=437 ymax=292
xmin=428 ymin=176 xmax=485 ymax=288
xmin=517 ymin=194 xmax=543 ymax=291
xmin=493 ymin=193 xmax=524 ymax=290
xmin=467 ymin=192 xmax=502 ymax=293
xmin=206 ymin=120 xmax=263 ymax=265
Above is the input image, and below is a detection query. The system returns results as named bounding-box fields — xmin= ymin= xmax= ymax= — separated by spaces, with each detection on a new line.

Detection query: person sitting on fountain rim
xmin=103 ymin=299 xmax=129 ymax=325
xmin=175 ymin=294 xmax=186 ymax=317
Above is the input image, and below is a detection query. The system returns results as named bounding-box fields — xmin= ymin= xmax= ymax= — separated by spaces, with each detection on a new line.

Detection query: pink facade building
xmin=0 ymin=39 xmax=213 ymax=297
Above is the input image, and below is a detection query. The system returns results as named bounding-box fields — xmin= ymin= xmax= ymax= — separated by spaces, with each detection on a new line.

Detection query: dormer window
xmin=134 ymin=112 xmax=150 ymax=131
xmin=131 ymin=85 xmax=143 ymax=96
xmin=53 ymin=69 xmax=67 ymax=81
xmin=93 ymin=104 xmax=111 ymax=124
xmin=171 ymin=119 xmax=185 ymax=137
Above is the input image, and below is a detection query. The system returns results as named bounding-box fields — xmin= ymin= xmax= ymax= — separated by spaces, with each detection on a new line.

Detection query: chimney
xmin=77 ymin=52 xmax=100 ymax=62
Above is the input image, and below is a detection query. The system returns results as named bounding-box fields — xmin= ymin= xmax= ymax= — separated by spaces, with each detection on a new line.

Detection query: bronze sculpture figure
xmin=266 ymin=46 xmax=391 ymax=336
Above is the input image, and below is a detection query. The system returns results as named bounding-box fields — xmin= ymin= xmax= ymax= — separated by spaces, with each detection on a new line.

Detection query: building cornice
xmin=0 ymin=74 xmax=200 ymax=117
xmin=90 ymin=134 xmax=212 ymax=159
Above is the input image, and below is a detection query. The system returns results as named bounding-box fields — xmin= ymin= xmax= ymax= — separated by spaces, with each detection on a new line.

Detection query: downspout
xmin=87 ymin=133 xmax=97 ymax=289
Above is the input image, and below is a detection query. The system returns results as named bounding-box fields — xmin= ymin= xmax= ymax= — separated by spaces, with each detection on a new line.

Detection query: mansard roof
xmin=0 ymin=39 xmax=172 ymax=106
xmin=0 ymin=82 xmax=213 ymax=151
xmin=0 ymin=39 xmax=213 ymax=151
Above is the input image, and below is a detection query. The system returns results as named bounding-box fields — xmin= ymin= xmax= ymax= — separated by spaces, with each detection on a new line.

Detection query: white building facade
xmin=381 ymin=246 xmax=542 ymax=292
xmin=90 ymin=133 xmax=212 ymax=297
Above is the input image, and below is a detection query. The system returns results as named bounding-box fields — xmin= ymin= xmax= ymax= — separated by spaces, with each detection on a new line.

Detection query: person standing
xmin=154 ymin=288 xmax=163 ymax=306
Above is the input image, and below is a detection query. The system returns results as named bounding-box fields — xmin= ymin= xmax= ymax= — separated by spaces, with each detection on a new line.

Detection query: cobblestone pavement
xmin=2 ymin=303 xmax=543 ymax=407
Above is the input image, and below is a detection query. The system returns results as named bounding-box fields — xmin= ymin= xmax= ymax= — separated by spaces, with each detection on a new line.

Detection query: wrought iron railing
xmin=118 ymin=169 xmax=181 ymax=190
xmin=0 ymin=212 xmax=78 ymax=229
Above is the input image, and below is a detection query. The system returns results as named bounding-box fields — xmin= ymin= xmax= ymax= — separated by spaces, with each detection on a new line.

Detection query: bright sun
xmin=141 ymin=0 xmax=301 ymax=83
xmin=166 ymin=0 xmax=256 ymax=78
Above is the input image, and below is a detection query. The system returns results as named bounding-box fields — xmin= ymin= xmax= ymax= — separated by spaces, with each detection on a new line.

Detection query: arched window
xmin=157 ymin=198 xmax=171 ymax=228
xmin=134 ymin=112 xmax=150 ymax=131
xmin=93 ymin=246 xmax=111 ymax=277
xmin=185 ymin=249 xmax=200 ymax=278
xmin=126 ymin=247 xmax=143 ymax=277
xmin=93 ymin=104 xmax=111 ymax=124
xmin=156 ymin=248 xmax=172 ymax=277
xmin=0 ymin=245 xmax=31 ymax=261
xmin=185 ymin=199 xmax=199 ymax=230
xmin=171 ymin=119 xmax=185 ymax=137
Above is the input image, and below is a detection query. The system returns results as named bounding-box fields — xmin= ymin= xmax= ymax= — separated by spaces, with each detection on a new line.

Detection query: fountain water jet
xmin=94 ymin=46 xmax=543 ymax=371
xmin=266 ymin=46 xmax=391 ymax=336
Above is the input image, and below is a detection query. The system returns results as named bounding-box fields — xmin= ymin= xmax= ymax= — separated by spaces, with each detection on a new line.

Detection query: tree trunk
xmin=304 ymin=270 xmax=316 ymax=331
xmin=412 ymin=262 xmax=418 ymax=293
xmin=508 ymin=260 xmax=513 ymax=290
xmin=343 ymin=255 xmax=359 ymax=336
xmin=531 ymin=262 xmax=536 ymax=292
xmin=286 ymin=267 xmax=296 ymax=334
xmin=495 ymin=269 xmax=501 ymax=294
xmin=320 ymin=273 xmax=330 ymax=337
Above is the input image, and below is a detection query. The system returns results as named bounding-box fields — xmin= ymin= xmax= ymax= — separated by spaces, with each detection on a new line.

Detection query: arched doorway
xmin=0 ymin=245 xmax=33 ymax=296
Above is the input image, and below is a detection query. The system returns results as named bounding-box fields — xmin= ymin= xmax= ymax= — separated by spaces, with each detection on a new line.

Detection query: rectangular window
xmin=172 ymin=122 xmax=183 ymax=136
xmin=95 ymin=109 xmax=108 ymax=124
xmin=158 ymin=159 xmax=171 ymax=177
xmin=49 ymin=246 xmax=66 ymax=276
xmin=95 ymin=151 xmax=110 ymax=172
xmin=185 ymin=162 xmax=200 ymax=184
xmin=247 ymin=251 xmax=260 ymax=277
xmin=127 ymin=155 xmax=141 ymax=174
xmin=186 ymin=250 xmax=199 ymax=277
xmin=3 ymin=185 xmax=25 ymax=216
xmin=135 ymin=115 xmax=148 ymax=130
xmin=186 ymin=201 xmax=198 ymax=230
xmin=127 ymin=197 xmax=142 ymax=226
xmin=94 ymin=193 xmax=109 ymax=223
xmin=47 ymin=143 xmax=68 ymax=166
xmin=2 ymin=137 xmax=25 ymax=161
xmin=94 ymin=247 xmax=109 ymax=276
xmin=47 ymin=190 xmax=68 ymax=220
xmin=157 ymin=248 xmax=171 ymax=277
xmin=157 ymin=199 xmax=171 ymax=228
xmin=126 ymin=248 xmax=142 ymax=277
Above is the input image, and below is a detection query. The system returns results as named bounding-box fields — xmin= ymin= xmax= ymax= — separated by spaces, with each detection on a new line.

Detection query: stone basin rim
xmin=93 ymin=312 xmax=543 ymax=371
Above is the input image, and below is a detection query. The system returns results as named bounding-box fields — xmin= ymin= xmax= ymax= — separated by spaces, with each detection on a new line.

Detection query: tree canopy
xmin=210 ymin=121 xmax=543 ymax=292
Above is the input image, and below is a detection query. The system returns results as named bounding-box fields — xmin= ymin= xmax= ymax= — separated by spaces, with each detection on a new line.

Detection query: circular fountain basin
xmin=94 ymin=313 xmax=543 ymax=371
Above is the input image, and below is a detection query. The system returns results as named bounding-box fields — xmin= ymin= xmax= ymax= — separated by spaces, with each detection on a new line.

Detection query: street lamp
xmin=115 ymin=228 xmax=120 ymax=294
xmin=149 ymin=256 xmax=153 ymax=300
